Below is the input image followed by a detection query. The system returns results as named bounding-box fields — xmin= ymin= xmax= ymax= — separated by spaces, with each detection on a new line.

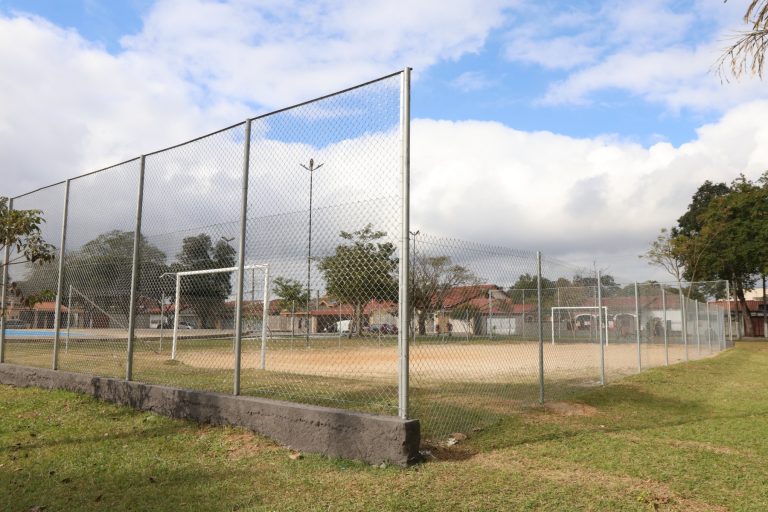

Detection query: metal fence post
xmin=0 ymin=198 xmax=11 ymax=363
xmin=125 ymin=156 xmax=146 ymax=381
xmin=233 ymin=119 xmax=252 ymax=396
xmin=634 ymin=281 xmax=641 ymax=372
xmin=537 ymin=251 xmax=544 ymax=405
xmin=260 ymin=265 xmax=270 ymax=370
xmin=661 ymin=285 xmax=669 ymax=365
xmin=706 ymin=301 xmax=712 ymax=353
xmin=726 ymin=280 xmax=733 ymax=345
xmin=678 ymin=286 xmax=688 ymax=361
xmin=694 ymin=300 xmax=701 ymax=356
xmin=488 ymin=288 xmax=493 ymax=339
xmin=52 ymin=180 xmax=71 ymax=370
xmin=597 ymin=271 xmax=605 ymax=385
xmin=397 ymin=67 xmax=411 ymax=420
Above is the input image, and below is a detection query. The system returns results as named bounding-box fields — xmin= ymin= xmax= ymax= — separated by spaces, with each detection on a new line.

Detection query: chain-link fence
xmin=0 ymin=69 xmax=736 ymax=442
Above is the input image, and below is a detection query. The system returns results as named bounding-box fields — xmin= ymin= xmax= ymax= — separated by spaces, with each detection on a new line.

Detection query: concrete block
xmin=0 ymin=363 xmax=420 ymax=466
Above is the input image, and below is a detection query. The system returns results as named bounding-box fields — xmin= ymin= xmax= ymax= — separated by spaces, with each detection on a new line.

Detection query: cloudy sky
xmin=1 ymin=0 xmax=767 ymax=281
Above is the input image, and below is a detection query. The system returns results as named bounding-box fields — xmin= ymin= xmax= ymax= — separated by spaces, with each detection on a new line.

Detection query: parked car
xmin=178 ymin=321 xmax=196 ymax=330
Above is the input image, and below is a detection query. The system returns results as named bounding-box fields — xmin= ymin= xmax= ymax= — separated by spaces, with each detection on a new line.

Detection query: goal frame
xmin=550 ymin=306 xmax=609 ymax=345
xmin=169 ymin=264 xmax=270 ymax=367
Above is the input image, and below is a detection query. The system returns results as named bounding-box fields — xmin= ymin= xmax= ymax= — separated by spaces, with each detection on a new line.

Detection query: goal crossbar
xmin=169 ymin=265 xmax=270 ymax=366
xmin=550 ymin=306 xmax=609 ymax=345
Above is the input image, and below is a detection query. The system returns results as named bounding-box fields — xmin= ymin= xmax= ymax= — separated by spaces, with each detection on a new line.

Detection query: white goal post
xmin=550 ymin=306 xmax=609 ymax=345
xmin=168 ymin=264 xmax=270 ymax=367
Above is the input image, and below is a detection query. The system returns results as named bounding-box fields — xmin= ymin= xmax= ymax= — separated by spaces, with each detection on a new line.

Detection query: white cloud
xmin=122 ymin=0 xmax=515 ymax=109
xmin=410 ymin=100 xmax=768 ymax=279
xmin=0 ymin=14 xmax=244 ymax=196
xmin=503 ymin=0 xmax=768 ymax=112
xmin=0 ymin=1 xmax=516 ymax=197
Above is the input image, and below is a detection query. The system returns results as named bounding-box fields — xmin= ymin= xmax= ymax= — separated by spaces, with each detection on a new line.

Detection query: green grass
xmin=2 ymin=340 xmax=767 ymax=511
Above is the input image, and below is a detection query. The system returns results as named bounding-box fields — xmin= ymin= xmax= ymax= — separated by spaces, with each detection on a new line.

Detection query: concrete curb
xmin=0 ymin=363 xmax=421 ymax=466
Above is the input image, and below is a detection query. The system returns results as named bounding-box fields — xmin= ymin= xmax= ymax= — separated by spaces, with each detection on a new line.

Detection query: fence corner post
xmin=52 ymin=181 xmax=71 ymax=370
xmin=126 ymin=156 xmax=146 ymax=381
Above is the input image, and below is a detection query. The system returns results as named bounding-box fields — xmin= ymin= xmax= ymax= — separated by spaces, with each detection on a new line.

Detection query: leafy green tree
xmin=674 ymin=181 xmax=730 ymax=237
xmin=411 ymin=255 xmax=476 ymax=335
xmin=18 ymin=230 xmax=167 ymax=319
xmin=640 ymin=228 xmax=686 ymax=286
xmin=172 ymin=234 xmax=236 ymax=329
xmin=1 ymin=197 xmax=56 ymax=270
xmin=675 ymin=175 xmax=768 ymax=335
xmin=271 ymin=277 xmax=309 ymax=311
xmin=318 ymin=225 xmax=398 ymax=337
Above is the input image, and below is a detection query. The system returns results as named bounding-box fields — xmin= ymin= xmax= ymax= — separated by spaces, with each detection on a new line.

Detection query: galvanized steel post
xmin=694 ymin=300 xmax=701 ymax=356
xmin=597 ymin=271 xmax=605 ymax=385
xmin=260 ymin=265 xmax=270 ymax=370
xmin=634 ymin=281 xmax=641 ymax=372
xmin=126 ymin=156 xmax=146 ymax=381
xmin=52 ymin=180 xmax=71 ymax=370
xmin=706 ymin=301 xmax=712 ymax=353
xmin=234 ymin=119 xmax=252 ymax=395
xmin=537 ymin=251 xmax=544 ymax=404
xmin=397 ymin=67 xmax=411 ymax=420
xmin=679 ymin=286 xmax=688 ymax=361
xmin=726 ymin=280 xmax=733 ymax=345
xmin=661 ymin=285 xmax=669 ymax=365
xmin=0 ymin=198 xmax=11 ymax=363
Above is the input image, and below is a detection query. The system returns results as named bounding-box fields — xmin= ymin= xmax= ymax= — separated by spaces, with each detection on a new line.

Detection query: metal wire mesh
xmin=541 ymin=258 xmax=603 ymax=390
xmin=57 ymin=160 xmax=141 ymax=378
xmin=408 ymin=234 xmax=541 ymax=439
xmin=133 ymin=124 xmax=246 ymax=392
xmin=0 ymin=69 xmax=738 ymax=444
xmin=239 ymin=73 xmax=402 ymax=414
xmin=3 ymin=184 xmax=65 ymax=368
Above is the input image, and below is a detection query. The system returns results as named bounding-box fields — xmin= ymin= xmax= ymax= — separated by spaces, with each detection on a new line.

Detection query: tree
xmin=639 ymin=228 xmax=686 ymax=286
xmin=271 ymin=277 xmax=309 ymax=311
xmin=172 ymin=234 xmax=236 ymax=329
xmin=674 ymin=181 xmax=730 ymax=237
xmin=411 ymin=255 xmax=476 ymax=335
xmin=674 ymin=174 xmax=768 ymax=335
xmin=718 ymin=0 xmax=768 ymax=80
xmin=0 ymin=197 xmax=55 ymax=271
xmin=17 ymin=229 xmax=167 ymax=311
xmin=318 ymin=225 xmax=398 ymax=337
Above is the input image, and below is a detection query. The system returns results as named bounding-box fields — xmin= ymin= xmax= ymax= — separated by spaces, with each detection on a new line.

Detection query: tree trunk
xmin=736 ymin=284 xmax=754 ymax=336
xmin=417 ymin=312 xmax=426 ymax=335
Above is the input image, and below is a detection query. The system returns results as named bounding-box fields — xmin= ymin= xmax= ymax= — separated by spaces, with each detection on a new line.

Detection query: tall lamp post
xmin=301 ymin=158 xmax=323 ymax=348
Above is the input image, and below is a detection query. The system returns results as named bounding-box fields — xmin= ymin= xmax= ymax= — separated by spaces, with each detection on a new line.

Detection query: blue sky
xmin=0 ymin=0 xmax=742 ymax=146
xmin=1 ymin=0 xmax=767 ymax=279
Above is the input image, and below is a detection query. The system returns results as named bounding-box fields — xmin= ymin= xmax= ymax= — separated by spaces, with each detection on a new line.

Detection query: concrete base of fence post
xmin=0 ymin=363 xmax=421 ymax=466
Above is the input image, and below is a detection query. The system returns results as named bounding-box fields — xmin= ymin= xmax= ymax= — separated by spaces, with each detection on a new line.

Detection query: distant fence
xmin=0 ymin=69 xmax=734 ymax=440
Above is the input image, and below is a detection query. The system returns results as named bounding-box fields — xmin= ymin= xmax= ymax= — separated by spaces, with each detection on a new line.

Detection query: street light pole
xmin=301 ymin=158 xmax=323 ymax=349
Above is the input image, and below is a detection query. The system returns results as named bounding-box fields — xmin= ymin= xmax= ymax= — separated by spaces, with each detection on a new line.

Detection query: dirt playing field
xmin=173 ymin=340 xmax=718 ymax=383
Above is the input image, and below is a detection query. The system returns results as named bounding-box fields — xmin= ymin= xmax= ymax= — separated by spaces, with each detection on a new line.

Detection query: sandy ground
xmin=173 ymin=340 xmax=722 ymax=383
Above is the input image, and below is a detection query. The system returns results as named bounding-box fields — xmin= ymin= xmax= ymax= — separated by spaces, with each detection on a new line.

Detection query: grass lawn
xmin=2 ymin=340 xmax=767 ymax=511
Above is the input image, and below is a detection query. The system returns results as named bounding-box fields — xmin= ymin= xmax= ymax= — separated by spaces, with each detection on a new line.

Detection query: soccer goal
xmin=167 ymin=264 xmax=270 ymax=368
xmin=550 ymin=306 xmax=609 ymax=345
